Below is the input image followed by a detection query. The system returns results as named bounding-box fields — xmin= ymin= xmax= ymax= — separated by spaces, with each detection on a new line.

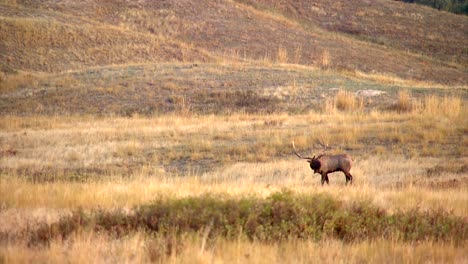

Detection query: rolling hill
xmin=238 ymin=0 xmax=467 ymax=65
xmin=0 ymin=0 xmax=467 ymax=115
xmin=0 ymin=3 xmax=213 ymax=73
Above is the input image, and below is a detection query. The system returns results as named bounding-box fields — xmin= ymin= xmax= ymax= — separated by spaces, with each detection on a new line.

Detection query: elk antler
xmin=292 ymin=141 xmax=314 ymax=160
xmin=316 ymin=139 xmax=332 ymax=153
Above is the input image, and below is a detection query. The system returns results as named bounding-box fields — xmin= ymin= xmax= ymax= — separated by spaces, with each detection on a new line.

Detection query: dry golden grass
xmin=2 ymin=0 xmax=467 ymax=84
xmin=0 ymin=104 xmax=466 ymax=218
xmin=327 ymin=90 xmax=364 ymax=112
xmin=0 ymin=72 xmax=39 ymax=94
xmin=0 ymin=103 xmax=466 ymax=262
xmin=1 ymin=1 xmax=467 ymax=261
xmin=1 ymin=232 xmax=466 ymax=264
xmin=0 ymin=97 xmax=465 ymax=177
xmin=320 ymin=49 xmax=331 ymax=69
xmin=421 ymin=95 xmax=462 ymax=118
xmin=0 ymin=10 xmax=212 ymax=73
xmin=276 ymin=45 xmax=289 ymax=64
xmin=1 ymin=161 xmax=467 ymax=215
xmin=243 ymin=0 xmax=467 ymax=68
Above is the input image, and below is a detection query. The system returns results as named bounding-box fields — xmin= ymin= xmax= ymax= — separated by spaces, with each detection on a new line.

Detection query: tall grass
xmin=2 ymin=233 xmax=466 ymax=264
xmin=422 ymin=95 xmax=462 ymax=118
xmin=320 ymin=49 xmax=331 ymax=69
xmin=276 ymin=45 xmax=289 ymax=64
xmin=1 ymin=109 xmax=466 ymax=263
xmin=324 ymin=90 xmax=364 ymax=113
xmin=395 ymin=90 xmax=413 ymax=112
xmin=393 ymin=91 xmax=465 ymax=117
xmin=0 ymin=102 xmax=465 ymax=181
xmin=335 ymin=90 xmax=364 ymax=112
xmin=2 ymin=157 xmax=467 ymax=214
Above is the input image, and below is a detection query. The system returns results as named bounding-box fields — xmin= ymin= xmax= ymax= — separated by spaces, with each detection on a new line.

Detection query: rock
xmin=355 ymin=89 xmax=386 ymax=97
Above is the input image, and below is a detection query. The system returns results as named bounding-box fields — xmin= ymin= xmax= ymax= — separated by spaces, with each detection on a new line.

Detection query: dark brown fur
xmin=292 ymin=141 xmax=353 ymax=185
xmin=309 ymin=154 xmax=353 ymax=185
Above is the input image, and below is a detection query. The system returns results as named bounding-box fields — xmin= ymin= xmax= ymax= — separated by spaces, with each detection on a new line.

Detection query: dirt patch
xmin=426 ymin=164 xmax=468 ymax=177
xmin=355 ymin=90 xmax=386 ymax=97
xmin=422 ymin=178 xmax=468 ymax=189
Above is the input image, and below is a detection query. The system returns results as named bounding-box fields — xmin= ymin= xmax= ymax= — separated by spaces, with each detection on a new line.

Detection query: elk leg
xmin=345 ymin=172 xmax=353 ymax=185
xmin=321 ymin=174 xmax=329 ymax=185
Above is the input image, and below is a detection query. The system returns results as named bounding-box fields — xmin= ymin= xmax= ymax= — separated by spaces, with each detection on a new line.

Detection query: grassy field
xmin=1 ymin=94 xmax=467 ymax=262
xmin=1 ymin=62 xmax=466 ymax=116
xmin=1 ymin=0 xmax=467 ymax=262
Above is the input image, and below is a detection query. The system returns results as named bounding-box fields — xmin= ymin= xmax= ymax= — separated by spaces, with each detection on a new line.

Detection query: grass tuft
xmin=422 ymin=95 xmax=462 ymax=118
xmin=394 ymin=90 xmax=413 ymax=113
xmin=324 ymin=90 xmax=363 ymax=113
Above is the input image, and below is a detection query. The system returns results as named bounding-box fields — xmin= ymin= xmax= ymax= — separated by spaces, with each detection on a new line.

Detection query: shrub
xmin=325 ymin=90 xmax=363 ymax=113
xmin=29 ymin=191 xmax=468 ymax=246
xmin=394 ymin=90 xmax=413 ymax=113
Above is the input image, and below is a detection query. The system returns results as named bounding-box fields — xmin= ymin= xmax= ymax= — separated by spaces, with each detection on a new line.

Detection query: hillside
xmin=3 ymin=0 xmax=466 ymax=83
xmin=0 ymin=4 xmax=212 ymax=73
xmin=0 ymin=0 xmax=467 ymax=115
xmin=237 ymin=0 xmax=467 ymax=66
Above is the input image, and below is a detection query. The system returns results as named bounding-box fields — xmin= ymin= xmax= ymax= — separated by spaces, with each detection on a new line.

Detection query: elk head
xmin=291 ymin=141 xmax=321 ymax=173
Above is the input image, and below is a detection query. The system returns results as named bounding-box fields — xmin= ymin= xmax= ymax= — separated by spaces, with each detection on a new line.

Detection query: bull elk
xmin=292 ymin=141 xmax=353 ymax=185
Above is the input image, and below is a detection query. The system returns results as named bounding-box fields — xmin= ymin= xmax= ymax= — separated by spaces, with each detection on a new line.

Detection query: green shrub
xmin=30 ymin=191 xmax=467 ymax=246
xmin=397 ymin=0 xmax=468 ymax=14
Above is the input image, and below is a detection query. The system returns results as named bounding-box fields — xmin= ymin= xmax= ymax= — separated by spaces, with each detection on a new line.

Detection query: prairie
xmin=1 ymin=98 xmax=467 ymax=262
xmin=1 ymin=0 xmax=467 ymax=262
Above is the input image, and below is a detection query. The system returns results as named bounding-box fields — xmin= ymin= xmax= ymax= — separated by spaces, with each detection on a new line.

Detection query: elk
xmin=292 ymin=141 xmax=353 ymax=185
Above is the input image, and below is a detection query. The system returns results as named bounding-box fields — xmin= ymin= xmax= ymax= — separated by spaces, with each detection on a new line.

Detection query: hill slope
xmin=237 ymin=0 xmax=467 ymax=65
xmin=0 ymin=4 xmax=213 ymax=72
xmin=1 ymin=0 xmax=466 ymax=85
xmin=0 ymin=0 xmax=467 ymax=116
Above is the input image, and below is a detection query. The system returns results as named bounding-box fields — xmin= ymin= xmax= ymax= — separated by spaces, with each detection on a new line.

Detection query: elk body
xmin=292 ymin=141 xmax=353 ymax=185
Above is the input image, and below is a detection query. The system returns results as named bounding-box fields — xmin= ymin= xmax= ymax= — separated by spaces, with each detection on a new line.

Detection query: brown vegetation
xmin=238 ymin=0 xmax=467 ymax=66
xmin=0 ymin=0 xmax=467 ymax=84
xmin=0 ymin=0 xmax=467 ymax=262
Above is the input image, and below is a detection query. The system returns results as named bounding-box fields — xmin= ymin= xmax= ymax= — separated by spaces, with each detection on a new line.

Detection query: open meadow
xmin=1 ymin=93 xmax=467 ymax=263
xmin=1 ymin=0 xmax=468 ymax=262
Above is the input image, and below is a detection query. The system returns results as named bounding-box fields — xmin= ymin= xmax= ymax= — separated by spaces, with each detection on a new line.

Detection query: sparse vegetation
xmin=1 ymin=0 xmax=467 ymax=84
xmin=0 ymin=72 xmax=38 ymax=93
xmin=238 ymin=0 xmax=467 ymax=68
xmin=1 ymin=109 xmax=467 ymax=262
xmin=0 ymin=0 xmax=467 ymax=262
xmin=333 ymin=90 xmax=364 ymax=112
xmin=320 ymin=49 xmax=331 ymax=69
xmin=395 ymin=90 xmax=414 ymax=112
xmin=1 ymin=101 xmax=465 ymax=179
